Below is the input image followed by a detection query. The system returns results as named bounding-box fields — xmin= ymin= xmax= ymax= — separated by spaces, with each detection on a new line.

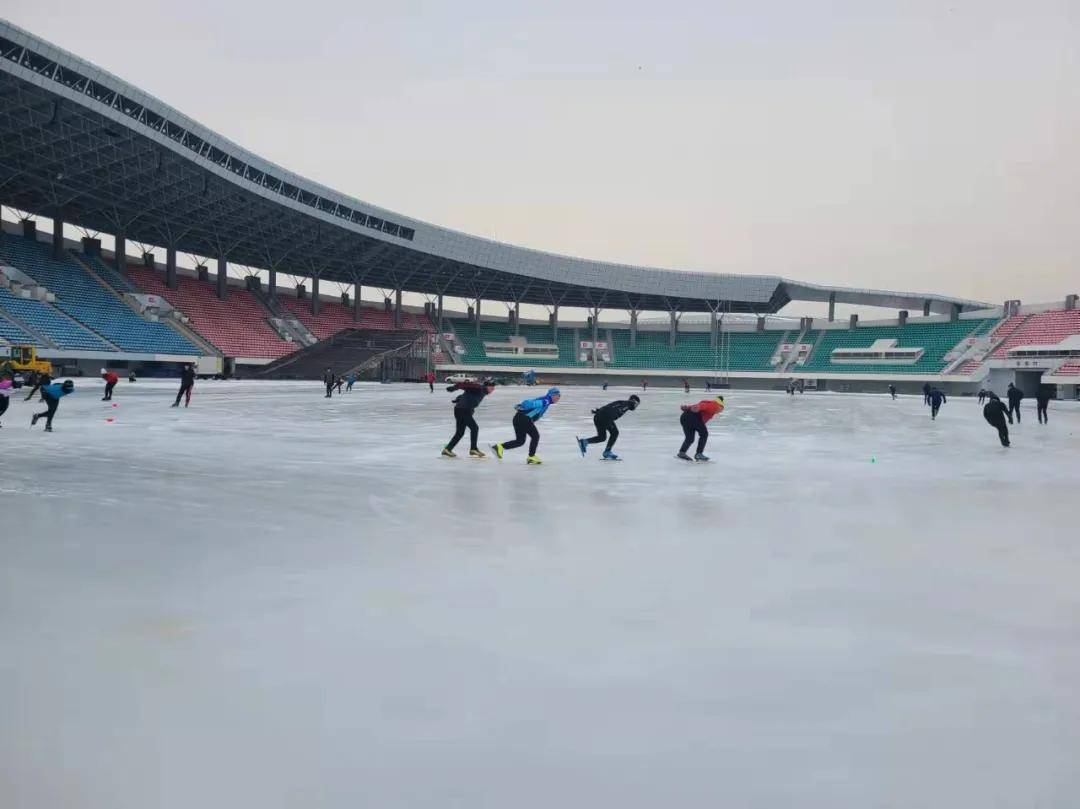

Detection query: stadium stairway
xmin=252 ymin=327 xmax=425 ymax=379
xmin=73 ymin=253 xmax=213 ymax=356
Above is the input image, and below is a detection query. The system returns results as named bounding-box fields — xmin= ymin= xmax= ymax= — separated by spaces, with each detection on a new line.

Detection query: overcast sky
xmin=6 ymin=1 xmax=1080 ymax=313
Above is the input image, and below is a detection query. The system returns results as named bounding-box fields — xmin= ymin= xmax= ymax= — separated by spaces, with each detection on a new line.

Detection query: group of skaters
xmin=322 ymin=368 xmax=358 ymax=397
xmin=440 ymin=378 xmax=726 ymax=463
xmin=0 ymin=363 xmax=198 ymax=432
xmin=917 ymin=381 xmax=1050 ymax=446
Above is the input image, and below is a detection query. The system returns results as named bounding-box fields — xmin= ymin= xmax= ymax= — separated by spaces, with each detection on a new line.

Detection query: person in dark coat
xmin=928 ymin=388 xmax=947 ymax=420
xmin=1006 ymin=382 xmax=1023 ymax=423
xmin=576 ymin=395 xmax=640 ymax=460
xmin=983 ymin=393 xmax=1010 ymax=447
xmin=1035 ymin=386 xmax=1051 ymax=424
xmin=922 ymin=382 xmax=932 ymax=406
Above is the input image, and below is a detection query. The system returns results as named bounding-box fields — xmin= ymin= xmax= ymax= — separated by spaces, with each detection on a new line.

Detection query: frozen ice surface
xmin=2 ymin=380 xmax=1079 ymax=809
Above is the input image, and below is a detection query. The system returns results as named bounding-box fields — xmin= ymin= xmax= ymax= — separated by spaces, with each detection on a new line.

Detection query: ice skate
xmin=576 ymin=436 xmax=588 ymax=456
xmin=441 ymin=447 xmax=457 ymax=458
xmin=469 ymin=448 xmax=487 ymax=459
xmin=676 ymin=451 xmax=692 ymax=461
xmin=526 ymin=455 xmax=543 ymax=465
xmin=602 ymin=450 xmax=620 ymax=461
xmin=491 ymin=443 xmax=504 ymax=459
xmin=694 ymin=452 xmax=710 ymax=462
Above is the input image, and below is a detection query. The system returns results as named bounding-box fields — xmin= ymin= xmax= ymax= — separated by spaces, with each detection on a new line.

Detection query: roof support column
xmin=166 ymin=246 xmax=178 ymax=290
xmin=394 ymin=288 xmax=402 ymax=328
xmin=630 ymin=309 xmax=638 ymax=348
xmin=923 ymin=299 xmax=931 ymax=317
xmin=669 ymin=310 xmax=678 ymax=348
xmin=268 ymin=267 xmax=277 ymax=299
xmin=216 ymin=257 xmax=227 ymax=300
xmin=591 ymin=308 xmax=601 ymax=370
xmin=475 ymin=297 xmax=482 ymax=336
xmin=354 ymin=283 xmax=362 ymax=322
xmin=115 ymin=234 xmax=126 ymax=272
xmin=710 ymin=308 xmax=719 ymax=349
xmin=513 ymin=301 xmax=520 ymax=336
xmin=437 ymin=293 xmax=444 ymax=331
xmin=52 ymin=215 xmax=65 ymax=259
xmin=311 ymin=275 xmax=321 ymax=315
xmin=550 ymin=305 xmax=559 ymax=343
xmin=828 ymin=292 xmax=836 ymax=322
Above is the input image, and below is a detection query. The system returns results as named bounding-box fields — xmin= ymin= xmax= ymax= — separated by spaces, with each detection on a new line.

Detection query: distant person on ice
xmin=682 ymin=378 xmax=690 ymax=393
xmin=323 ymin=368 xmax=335 ymax=398
xmin=427 ymin=371 xmax=436 ymax=393
xmin=983 ymin=392 xmax=1010 ymax=447
xmin=928 ymin=387 xmax=947 ymax=420
xmin=492 ymin=388 xmax=561 ymax=465
xmin=0 ymin=371 xmax=12 ymax=427
xmin=1006 ymin=382 xmax=1024 ymax=423
xmin=31 ymin=379 xmax=74 ymax=433
xmin=346 ymin=373 xmax=356 ymax=392
xmin=442 ymin=378 xmax=496 ymax=458
xmin=641 ymin=379 xmax=648 ymax=391
xmin=577 ymin=394 xmax=640 ymax=461
xmin=922 ymin=382 xmax=932 ymax=405
xmin=172 ymin=364 xmax=195 ymax=408
xmin=602 ymin=380 xmax=608 ymax=391
xmin=24 ymin=370 xmax=51 ymax=402
xmin=677 ymin=396 xmax=725 ymax=462
xmin=335 ymin=376 xmax=344 ymax=395
xmin=101 ymin=368 xmax=118 ymax=401
xmin=888 ymin=384 xmax=897 ymax=399
xmin=1035 ymin=386 xmax=1051 ymax=424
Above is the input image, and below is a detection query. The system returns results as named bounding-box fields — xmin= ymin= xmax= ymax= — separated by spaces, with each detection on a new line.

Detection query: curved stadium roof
xmin=0 ymin=19 xmax=988 ymax=314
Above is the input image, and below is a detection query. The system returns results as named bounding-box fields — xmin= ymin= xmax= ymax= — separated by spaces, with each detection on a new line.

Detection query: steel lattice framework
xmin=0 ymin=20 xmax=988 ymax=316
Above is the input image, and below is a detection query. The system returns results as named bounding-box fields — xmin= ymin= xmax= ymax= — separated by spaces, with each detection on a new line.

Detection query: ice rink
xmin=2 ymin=379 xmax=1079 ymax=808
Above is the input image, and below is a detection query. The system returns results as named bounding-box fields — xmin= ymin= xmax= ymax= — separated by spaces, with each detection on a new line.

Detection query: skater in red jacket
xmin=677 ymin=396 xmax=725 ymax=461
xmin=101 ymin=368 xmax=119 ymax=401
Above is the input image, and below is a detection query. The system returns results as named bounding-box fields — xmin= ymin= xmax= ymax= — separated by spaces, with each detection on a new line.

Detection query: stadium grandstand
xmin=0 ymin=18 xmax=1077 ymax=396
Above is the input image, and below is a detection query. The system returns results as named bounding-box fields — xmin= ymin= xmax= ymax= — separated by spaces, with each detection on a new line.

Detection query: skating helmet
xmin=547 ymin=387 xmax=561 ymax=400
xmin=100 ymin=368 xmax=107 ymax=375
xmin=714 ymin=396 xmax=725 ymax=405
xmin=61 ymin=380 xmax=74 ymax=393
xmin=628 ymin=394 xmax=641 ymax=409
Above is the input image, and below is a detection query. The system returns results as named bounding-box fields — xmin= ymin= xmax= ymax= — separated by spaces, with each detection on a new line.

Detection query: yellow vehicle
xmin=1 ymin=344 xmax=53 ymax=377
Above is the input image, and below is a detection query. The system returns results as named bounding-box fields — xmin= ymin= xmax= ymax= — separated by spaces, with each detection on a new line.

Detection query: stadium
xmin=2 ymin=13 xmax=1079 ymax=809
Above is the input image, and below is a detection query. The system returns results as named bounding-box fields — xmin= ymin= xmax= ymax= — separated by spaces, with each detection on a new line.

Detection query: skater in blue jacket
xmin=31 ymin=379 xmax=74 ymax=432
xmin=492 ymin=388 xmax=561 ymax=464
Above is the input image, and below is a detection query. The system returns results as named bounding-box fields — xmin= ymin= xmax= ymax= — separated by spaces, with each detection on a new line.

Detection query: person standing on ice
xmin=677 ymin=396 xmax=724 ymax=462
xmin=641 ymin=379 xmax=648 ymax=392
xmin=31 ymin=379 xmax=74 ymax=433
xmin=345 ymin=373 xmax=356 ymax=392
xmin=983 ymin=392 xmax=1010 ymax=447
xmin=335 ymin=376 xmax=345 ymax=395
xmin=602 ymin=380 xmax=608 ymax=391
xmin=442 ymin=378 xmax=496 ymax=458
xmin=928 ymin=387 xmax=947 ymax=420
xmin=1006 ymin=383 xmax=1024 ymax=423
xmin=492 ymin=388 xmax=561 ymax=465
xmin=888 ymin=384 xmax=897 ymax=400
xmin=0 ymin=371 xmax=13 ymax=427
xmin=323 ymin=367 xmax=335 ymax=398
xmin=922 ymin=382 xmax=932 ymax=406
xmin=1035 ymin=386 xmax=1051 ymax=424
xmin=172 ymin=364 xmax=195 ymax=408
xmin=577 ymin=394 xmax=640 ymax=461
xmin=682 ymin=378 xmax=690 ymax=393
xmin=427 ymin=371 xmax=436 ymax=393
xmin=101 ymin=368 xmax=119 ymax=401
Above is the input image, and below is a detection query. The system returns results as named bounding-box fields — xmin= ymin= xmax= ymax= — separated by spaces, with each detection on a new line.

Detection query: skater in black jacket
xmin=928 ymin=388 xmax=947 ymax=420
xmin=576 ymin=395 xmax=640 ymax=460
xmin=442 ymin=379 xmax=496 ymax=458
xmin=1006 ymin=383 xmax=1023 ymax=423
xmin=1035 ymin=386 xmax=1051 ymax=424
xmin=171 ymin=365 xmax=195 ymax=408
xmin=922 ymin=382 xmax=932 ymax=406
xmin=323 ymin=368 xmax=335 ymax=398
xmin=983 ymin=393 xmax=1010 ymax=447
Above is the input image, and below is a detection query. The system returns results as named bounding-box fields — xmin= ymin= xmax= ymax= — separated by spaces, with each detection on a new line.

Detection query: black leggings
xmin=931 ymin=402 xmax=941 ymax=418
xmin=679 ymin=410 xmax=708 ymax=454
xmin=1007 ymin=401 xmax=1021 ymax=423
xmin=447 ymin=406 xmax=479 ymax=451
xmin=103 ymin=381 xmax=116 ymax=400
xmin=502 ymin=411 xmax=540 ymax=455
xmin=35 ymin=394 xmax=59 ymax=428
xmin=984 ymin=411 xmax=1010 ymax=447
xmin=1037 ymin=402 xmax=1048 ymax=424
xmin=586 ymin=415 xmax=619 ymax=451
xmin=0 ymin=396 xmax=8 ymax=420
xmin=174 ymin=383 xmax=193 ymax=406
xmin=325 ymin=382 xmax=334 ymax=398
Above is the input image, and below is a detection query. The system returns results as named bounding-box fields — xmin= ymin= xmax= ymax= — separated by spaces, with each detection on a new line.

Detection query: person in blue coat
xmin=31 ymin=379 xmax=74 ymax=432
xmin=492 ymin=387 xmax=561 ymax=464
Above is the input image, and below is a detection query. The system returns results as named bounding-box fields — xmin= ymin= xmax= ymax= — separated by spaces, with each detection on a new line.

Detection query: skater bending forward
xmin=442 ymin=378 xmax=496 ymax=458
xmin=678 ymin=396 xmax=724 ymax=461
xmin=32 ymin=379 xmax=74 ymax=432
xmin=577 ymin=395 xmax=640 ymax=460
xmin=493 ymin=388 xmax=560 ymax=464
